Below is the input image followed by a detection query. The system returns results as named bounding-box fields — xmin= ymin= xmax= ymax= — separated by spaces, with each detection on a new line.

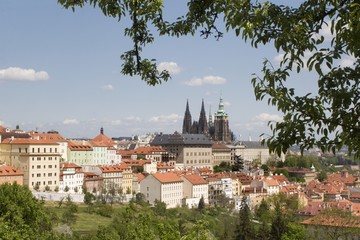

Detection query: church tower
xmin=198 ymin=99 xmax=208 ymax=134
xmin=213 ymin=96 xmax=232 ymax=142
xmin=182 ymin=100 xmax=192 ymax=134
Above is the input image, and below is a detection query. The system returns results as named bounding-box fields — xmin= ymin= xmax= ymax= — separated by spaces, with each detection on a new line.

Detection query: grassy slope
xmin=44 ymin=201 xmax=113 ymax=235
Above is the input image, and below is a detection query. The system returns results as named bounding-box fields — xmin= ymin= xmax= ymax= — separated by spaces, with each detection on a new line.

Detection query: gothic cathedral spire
xmin=182 ymin=99 xmax=192 ymax=134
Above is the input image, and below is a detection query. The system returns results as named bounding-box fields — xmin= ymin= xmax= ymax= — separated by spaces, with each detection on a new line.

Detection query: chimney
xmin=100 ymin=127 xmax=104 ymax=134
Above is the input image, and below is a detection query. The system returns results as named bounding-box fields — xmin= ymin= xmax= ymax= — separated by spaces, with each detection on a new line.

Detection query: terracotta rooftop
xmin=29 ymin=132 xmax=65 ymax=142
xmin=2 ymin=138 xmax=59 ymax=145
xmin=152 ymin=172 xmax=183 ymax=184
xmin=68 ymin=141 xmax=93 ymax=151
xmin=182 ymin=174 xmax=208 ymax=185
xmin=60 ymin=162 xmax=81 ymax=169
xmin=91 ymin=133 xmax=115 ymax=147
xmin=0 ymin=166 xmax=23 ymax=176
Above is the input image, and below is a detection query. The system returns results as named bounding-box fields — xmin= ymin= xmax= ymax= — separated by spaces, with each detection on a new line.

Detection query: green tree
xmin=181 ymin=220 xmax=215 ymax=240
xmin=317 ymin=170 xmax=328 ymax=182
xmin=84 ymin=192 xmax=96 ymax=205
xmin=92 ymin=225 xmax=119 ymax=240
xmin=270 ymin=201 xmax=287 ymax=240
xmin=64 ymin=185 xmax=69 ymax=192
xmin=34 ymin=182 xmax=40 ymax=191
xmin=198 ymin=195 xmax=205 ymax=212
xmin=232 ymin=155 xmax=244 ymax=172
xmin=281 ymin=222 xmax=307 ymax=240
xmin=0 ymin=183 xmax=54 ymax=238
xmin=153 ymin=199 xmax=167 ymax=216
xmin=62 ymin=195 xmax=78 ymax=225
xmin=234 ymin=196 xmax=255 ymax=240
xmin=58 ymin=0 xmax=360 ymax=158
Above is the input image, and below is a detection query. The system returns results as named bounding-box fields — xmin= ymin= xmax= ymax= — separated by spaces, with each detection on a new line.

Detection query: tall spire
xmin=198 ymin=99 xmax=208 ymax=134
xmin=182 ymin=99 xmax=192 ymax=134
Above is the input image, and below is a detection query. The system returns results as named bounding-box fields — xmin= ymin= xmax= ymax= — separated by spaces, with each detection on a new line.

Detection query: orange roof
xmin=263 ymin=177 xmax=280 ymax=187
xmin=133 ymin=146 xmax=166 ymax=154
xmin=91 ymin=133 xmax=115 ymax=147
xmin=2 ymin=138 xmax=59 ymax=145
xmin=29 ymin=132 xmax=65 ymax=142
xmin=152 ymin=172 xmax=183 ymax=184
xmin=61 ymin=162 xmax=81 ymax=169
xmin=137 ymin=173 xmax=145 ymax=182
xmin=68 ymin=140 xmax=93 ymax=151
xmin=0 ymin=166 xmax=23 ymax=176
xmin=271 ymin=174 xmax=289 ymax=183
xmin=182 ymin=174 xmax=208 ymax=185
xmin=99 ymin=164 xmax=130 ymax=172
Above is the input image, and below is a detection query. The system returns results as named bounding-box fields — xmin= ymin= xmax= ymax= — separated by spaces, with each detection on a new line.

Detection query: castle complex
xmin=182 ymin=97 xmax=233 ymax=142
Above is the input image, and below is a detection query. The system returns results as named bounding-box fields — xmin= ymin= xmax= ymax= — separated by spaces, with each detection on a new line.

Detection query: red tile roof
xmin=29 ymin=133 xmax=65 ymax=142
xmin=2 ymin=138 xmax=59 ymax=145
xmin=91 ymin=133 xmax=115 ymax=147
xmin=182 ymin=174 xmax=208 ymax=185
xmin=68 ymin=140 xmax=93 ymax=151
xmin=0 ymin=166 xmax=23 ymax=176
xmin=152 ymin=172 xmax=183 ymax=184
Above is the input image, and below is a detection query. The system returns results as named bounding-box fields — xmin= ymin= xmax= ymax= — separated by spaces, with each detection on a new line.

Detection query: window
xmin=37 ymin=165 xmax=41 ymax=169
xmin=48 ymin=165 xmax=52 ymax=168
xmin=48 ymin=173 xmax=52 ymax=177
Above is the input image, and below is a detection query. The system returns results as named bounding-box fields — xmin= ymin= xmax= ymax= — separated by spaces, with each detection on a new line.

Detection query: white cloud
xmin=62 ymin=119 xmax=79 ymax=125
xmin=318 ymin=21 xmax=334 ymax=42
xmin=255 ymin=113 xmax=283 ymax=122
xmin=111 ymin=120 xmax=123 ymax=125
xmin=0 ymin=67 xmax=49 ymax=81
xmin=149 ymin=114 xmax=182 ymax=123
xmin=157 ymin=62 xmax=181 ymax=75
xmin=184 ymin=75 xmax=226 ymax=86
xmin=125 ymin=116 xmax=142 ymax=122
xmin=102 ymin=84 xmax=114 ymax=91
xmin=340 ymin=56 xmax=356 ymax=68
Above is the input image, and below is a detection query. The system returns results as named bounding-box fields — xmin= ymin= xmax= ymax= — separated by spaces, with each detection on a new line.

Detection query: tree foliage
xmin=234 ymin=196 xmax=255 ymax=240
xmin=57 ymin=0 xmax=360 ymax=158
xmin=0 ymin=183 xmax=54 ymax=239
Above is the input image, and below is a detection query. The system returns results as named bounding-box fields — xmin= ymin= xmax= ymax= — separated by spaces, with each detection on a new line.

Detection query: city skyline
xmin=0 ymin=1 xmax=333 ymax=140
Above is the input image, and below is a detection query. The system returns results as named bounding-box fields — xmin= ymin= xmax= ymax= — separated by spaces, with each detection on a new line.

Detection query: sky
xmin=0 ymin=1 xmax=349 ymax=140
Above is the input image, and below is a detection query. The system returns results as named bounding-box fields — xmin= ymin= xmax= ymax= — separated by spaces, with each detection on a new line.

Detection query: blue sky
xmin=1 ymin=1 xmax=342 ymax=140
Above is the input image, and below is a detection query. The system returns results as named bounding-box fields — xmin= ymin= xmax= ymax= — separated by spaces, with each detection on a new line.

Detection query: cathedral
xmin=182 ymin=97 xmax=233 ymax=142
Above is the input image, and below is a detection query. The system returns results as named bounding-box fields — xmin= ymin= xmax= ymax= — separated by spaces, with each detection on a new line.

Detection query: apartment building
xmin=140 ymin=172 xmax=183 ymax=208
xmin=67 ymin=140 xmax=93 ymax=165
xmin=150 ymin=132 xmax=213 ymax=169
xmin=2 ymin=138 xmax=61 ymax=191
xmin=212 ymin=142 xmax=232 ymax=166
xmin=59 ymin=162 xmax=84 ymax=193
xmin=181 ymin=173 xmax=209 ymax=208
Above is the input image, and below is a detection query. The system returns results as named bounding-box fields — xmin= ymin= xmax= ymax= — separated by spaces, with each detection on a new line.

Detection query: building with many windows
xmin=2 ymin=138 xmax=61 ymax=191
xmin=140 ymin=172 xmax=183 ymax=208
xmin=181 ymin=173 xmax=209 ymax=208
xmin=150 ymin=132 xmax=213 ymax=169
xmin=59 ymin=162 xmax=84 ymax=193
